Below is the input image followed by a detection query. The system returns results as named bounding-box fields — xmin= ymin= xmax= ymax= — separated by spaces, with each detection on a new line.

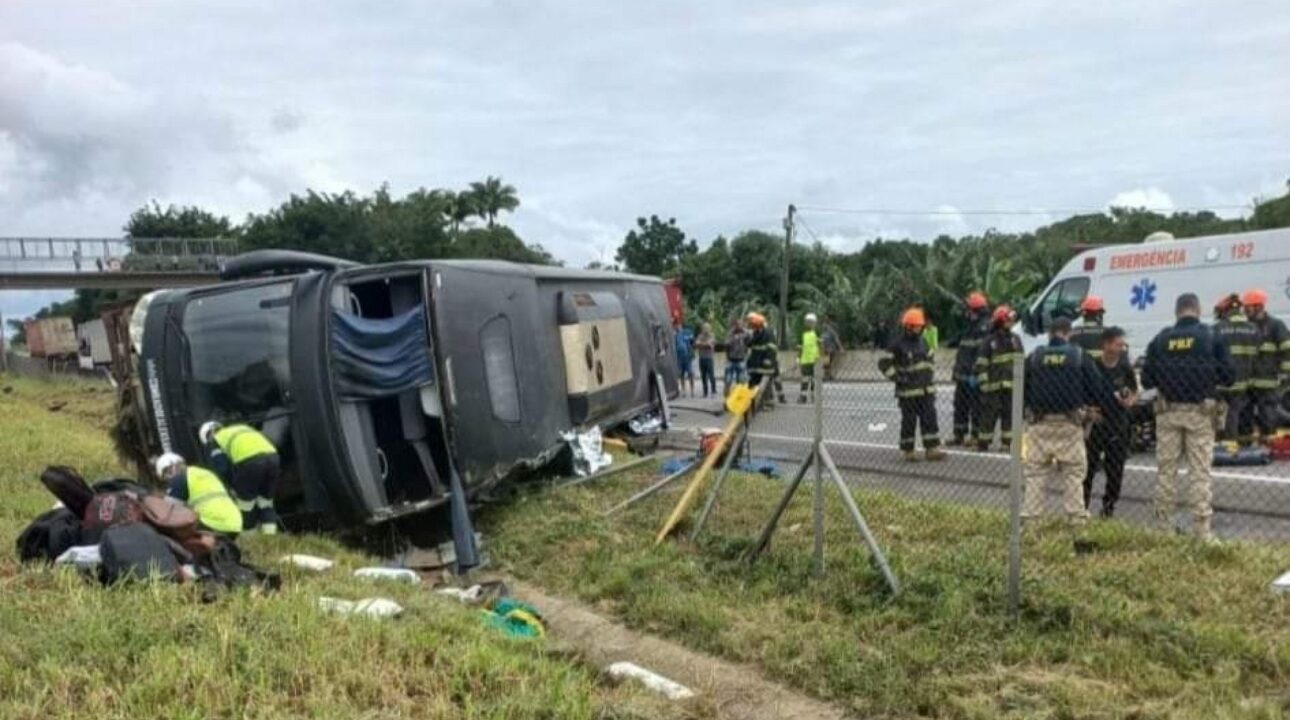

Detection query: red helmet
xmin=966 ymin=292 xmax=988 ymax=310
xmin=1242 ymin=288 xmax=1269 ymax=308
xmin=992 ymin=305 xmax=1016 ymax=326
xmin=1081 ymin=296 xmax=1104 ymax=314
xmin=901 ymin=307 xmax=926 ymax=329
xmin=746 ymin=312 xmax=766 ymax=329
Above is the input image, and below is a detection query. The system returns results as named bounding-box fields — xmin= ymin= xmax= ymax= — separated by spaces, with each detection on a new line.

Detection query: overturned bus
xmin=128 ymin=251 xmax=680 ymax=528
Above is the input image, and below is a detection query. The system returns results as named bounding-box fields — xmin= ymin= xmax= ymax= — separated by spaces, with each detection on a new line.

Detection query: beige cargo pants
xmin=1154 ymin=403 xmax=1215 ymax=538
xmin=1022 ymin=418 xmax=1090 ymax=524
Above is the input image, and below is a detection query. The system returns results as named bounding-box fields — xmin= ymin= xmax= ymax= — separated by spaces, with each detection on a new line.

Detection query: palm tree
xmin=468 ymin=176 xmax=520 ymax=228
xmin=441 ymin=190 xmax=477 ymax=238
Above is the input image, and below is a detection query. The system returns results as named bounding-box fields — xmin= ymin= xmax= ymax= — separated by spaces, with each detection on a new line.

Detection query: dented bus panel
xmin=133 ymin=252 xmax=679 ymax=527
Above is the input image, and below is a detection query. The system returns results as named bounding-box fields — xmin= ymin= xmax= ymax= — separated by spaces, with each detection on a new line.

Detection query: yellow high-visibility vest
xmin=214 ymin=424 xmax=276 ymax=464
xmin=800 ymin=330 xmax=821 ymax=364
xmin=186 ymin=466 xmax=243 ymax=534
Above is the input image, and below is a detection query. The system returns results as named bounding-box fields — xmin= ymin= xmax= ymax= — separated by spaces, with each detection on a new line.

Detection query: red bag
xmin=1268 ymin=436 xmax=1290 ymax=461
xmin=81 ymin=491 xmax=144 ymax=544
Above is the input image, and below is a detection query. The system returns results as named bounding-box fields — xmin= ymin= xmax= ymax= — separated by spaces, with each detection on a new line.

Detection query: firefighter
xmin=745 ymin=312 xmax=786 ymax=406
xmin=951 ymin=291 xmax=991 ymax=445
xmin=1214 ymin=294 xmax=1259 ymax=445
xmin=200 ymin=420 xmax=283 ymax=534
xmin=798 ymin=313 xmax=821 ymax=404
xmin=1141 ymin=293 xmax=1234 ymax=540
xmin=1021 ymin=317 xmax=1115 ymax=527
xmin=1242 ymin=288 xmax=1290 ymax=441
xmin=1070 ymin=296 xmax=1105 ymax=362
xmin=879 ymin=308 xmax=945 ymax=462
xmin=975 ymin=305 xmax=1024 ymax=452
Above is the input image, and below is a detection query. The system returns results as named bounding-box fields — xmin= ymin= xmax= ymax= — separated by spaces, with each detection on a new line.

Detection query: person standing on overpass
xmin=1141 ymin=293 xmax=1234 ymax=541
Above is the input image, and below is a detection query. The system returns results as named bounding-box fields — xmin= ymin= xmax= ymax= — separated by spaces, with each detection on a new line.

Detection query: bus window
xmin=1033 ymin=277 xmax=1090 ymax=333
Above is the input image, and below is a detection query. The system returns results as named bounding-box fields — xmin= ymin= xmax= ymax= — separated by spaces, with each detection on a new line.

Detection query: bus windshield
xmin=181 ymin=281 xmax=293 ymax=422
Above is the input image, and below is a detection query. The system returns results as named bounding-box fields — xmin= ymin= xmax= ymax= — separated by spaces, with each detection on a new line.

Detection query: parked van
xmin=1022 ymin=227 xmax=1290 ymax=353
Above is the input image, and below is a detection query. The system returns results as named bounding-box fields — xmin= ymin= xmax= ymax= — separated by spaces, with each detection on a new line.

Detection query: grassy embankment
xmin=0 ymin=375 xmax=683 ymax=720
xmin=485 ymin=453 xmax=1290 ymax=719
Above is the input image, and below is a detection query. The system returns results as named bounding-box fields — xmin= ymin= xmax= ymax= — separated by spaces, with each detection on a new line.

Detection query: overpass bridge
xmin=0 ymin=237 xmax=234 ymax=290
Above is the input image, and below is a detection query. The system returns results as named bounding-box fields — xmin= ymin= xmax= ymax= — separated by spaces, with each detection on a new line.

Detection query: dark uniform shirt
xmin=1094 ymin=355 xmax=1139 ymax=430
xmin=1250 ymin=314 xmax=1290 ymax=390
xmin=879 ymin=331 xmax=935 ymax=398
xmin=1069 ymin=319 xmax=1105 ymax=362
xmin=1024 ymin=337 xmax=1115 ymax=415
xmin=1215 ymin=313 xmax=1259 ymax=392
xmin=747 ymin=327 xmax=779 ymax=374
xmin=1141 ymin=316 xmax=1235 ymax=403
xmin=975 ymin=328 xmax=1024 ymax=394
xmin=953 ymin=312 xmax=991 ymax=381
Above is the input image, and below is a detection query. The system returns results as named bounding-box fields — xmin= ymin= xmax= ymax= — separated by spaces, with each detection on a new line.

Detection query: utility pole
xmin=779 ymin=204 xmax=795 ymax=350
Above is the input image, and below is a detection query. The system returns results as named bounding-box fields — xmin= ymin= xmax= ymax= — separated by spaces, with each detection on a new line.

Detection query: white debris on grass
xmin=1272 ymin=570 xmax=1290 ymax=594
xmin=318 ymin=597 xmax=404 ymax=618
xmin=281 ymin=554 xmax=335 ymax=571
xmin=561 ymin=426 xmax=613 ymax=477
xmin=435 ymin=584 xmax=487 ymax=604
xmin=55 ymin=544 xmax=101 ymax=570
xmin=353 ymin=567 xmax=420 ymax=584
xmin=607 ymin=662 xmax=695 ymax=700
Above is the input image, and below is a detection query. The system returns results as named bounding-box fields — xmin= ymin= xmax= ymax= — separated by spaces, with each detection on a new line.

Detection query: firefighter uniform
xmin=1069 ymin=319 xmax=1105 ymax=362
xmin=1249 ymin=312 xmax=1290 ymax=438
xmin=879 ymin=328 xmax=942 ymax=458
xmin=747 ymin=326 xmax=786 ymax=406
xmin=1214 ymin=309 xmax=1259 ymax=443
xmin=952 ymin=309 xmax=990 ymax=444
xmin=975 ymin=327 xmax=1024 ymax=451
xmin=1022 ymin=337 xmax=1113 ymax=524
xmin=211 ymin=424 xmax=282 ymax=534
xmin=1141 ymin=316 xmax=1234 ymax=539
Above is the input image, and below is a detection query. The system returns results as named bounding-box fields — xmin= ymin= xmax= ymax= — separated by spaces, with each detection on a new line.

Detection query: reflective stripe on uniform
xmin=1252 ymin=379 xmax=1279 ymax=389
xmin=1259 ymin=342 xmax=1278 ymax=353
xmin=185 ymin=466 xmax=242 ymax=534
xmin=1230 ymin=346 xmax=1258 ymax=356
xmin=215 ymin=425 xmax=276 ymax=464
xmin=1280 ymin=340 xmax=1290 ymax=351
xmin=897 ymin=388 xmax=927 ymax=398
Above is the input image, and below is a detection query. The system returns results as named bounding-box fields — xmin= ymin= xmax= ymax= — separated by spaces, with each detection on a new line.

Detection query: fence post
xmin=812 ymin=353 xmax=825 ymax=577
xmin=1007 ymin=352 xmax=1025 ymax=617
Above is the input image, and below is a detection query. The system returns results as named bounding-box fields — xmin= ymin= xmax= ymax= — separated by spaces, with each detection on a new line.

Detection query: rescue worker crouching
xmin=745 ymin=312 xmax=787 ymax=407
xmin=201 ymin=420 xmax=283 ymax=535
xmin=154 ymin=452 xmax=243 ymax=536
xmin=879 ymin=308 xmax=945 ymax=462
xmin=1021 ymin=317 xmax=1115 ymax=527
xmin=798 ymin=312 xmax=821 ymax=404
xmin=1242 ymin=288 xmax=1290 ymax=443
xmin=975 ymin=305 xmax=1024 ymax=452
xmin=1069 ymin=296 xmax=1106 ymax=362
xmin=1214 ymin=294 xmax=1259 ymax=445
xmin=1141 ymin=293 xmax=1234 ymax=541
xmin=951 ymin=291 xmax=991 ymax=446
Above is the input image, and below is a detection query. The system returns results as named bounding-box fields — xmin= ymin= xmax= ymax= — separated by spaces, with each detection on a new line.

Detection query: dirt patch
xmin=512 ymin=579 xmax=848 ymax=720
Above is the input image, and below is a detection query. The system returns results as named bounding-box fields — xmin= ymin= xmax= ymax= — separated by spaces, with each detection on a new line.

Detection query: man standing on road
xmin=675 ymin=320 xmax=696 ymax=398
xmin=1083 ymin=327 xmax=1137 ymax=518
xmin=1141 ymin=293 xmax=1234 ymax=541
xmin=1022 ymin=317 xmax=1113 ymax=527
xmin=724 ymin=317 xmax=749 ymax=396
xmin=975 ymin=305 xmax=1024 ymax=453
xmin=1070 ymin=296 xmax=1106 ymax=363
xmin=1242 ymin=289 xmax=1290 ymax=442
xmin=820 ymin=315 xmax=842 ymax=381
xmin=695 ymin=322 xmax=717 ymax=398
xmin=798 ymin=313 xmax=821 ymax=404
xmin=880 ymin=307 xmax=945 ymax=462
xmin=746 ymin=312 xmax=787 ymax=407
xmin=1214 ymin=294 xmax=1259 ymax=445
xmin=951 ymin=291 xmax=991 ymax=446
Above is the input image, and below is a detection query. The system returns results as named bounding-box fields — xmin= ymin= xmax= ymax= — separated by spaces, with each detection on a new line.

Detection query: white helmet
xmin=199 ymin=421 xmax=222 ymax=445
xmin=804 ymin=313 xmax=818 ymax=324
xmin=154 ymin=452 xmax=185 ymax=479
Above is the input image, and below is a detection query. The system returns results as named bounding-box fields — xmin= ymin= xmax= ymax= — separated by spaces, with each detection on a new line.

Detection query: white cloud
xmin=1107 ymin=187 xmax=1176 ymax=212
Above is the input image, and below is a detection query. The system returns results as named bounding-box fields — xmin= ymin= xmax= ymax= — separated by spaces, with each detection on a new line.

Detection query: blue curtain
xmin=331 ymin=306 xmax=434 ymax=399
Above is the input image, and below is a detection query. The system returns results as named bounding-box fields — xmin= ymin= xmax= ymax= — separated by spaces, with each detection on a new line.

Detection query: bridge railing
xmin=0 ymin=237 xmax=237 ymax=274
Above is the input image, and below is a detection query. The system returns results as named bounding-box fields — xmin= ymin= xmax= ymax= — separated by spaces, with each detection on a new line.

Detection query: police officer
xmin=951 ymin=291 xmax=991 ymax=446
xmin=975 ymin=305 xmax=1024 ymax=452
xmin=879 ymin=308 xmax=945 ymax=462
xmin=1070 ymin=296 xmax=1106 ymax=362
xmin=154 ymin=452 xmax=243 ymax=536
xmin=1022 ymin=317 xmax=1115 ymax=526
xmin=1141 ymin=293 xmax=1234 ymax=541
xmin=1242 ymin=289 xmax=1290 ymax=442
xmin=745 ymin=312 xmax=787 ymax=407
xmin=201 ymin=420 xmax=283 ymax=534
xmin=1083 ymin=327 xmax=1138 ymax=518
xmin=1214 ymin=294 xmax=1259 ymax=445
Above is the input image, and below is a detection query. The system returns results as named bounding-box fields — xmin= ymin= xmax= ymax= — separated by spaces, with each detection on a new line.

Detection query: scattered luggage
xmin=1268 ymin=436 xmax=1290 ymax=461
xmin=16 ymin=507 xmax=82 ymax=563
xmin=81 ymin=490 xmax=145 ymax=544
xmin=39 ymin=466 xmax=94 ymax=517
xmin=99 ymin=523 xmax=182 ymax=584
xmin=1214 ymin=444 xmax=1272 ymax=466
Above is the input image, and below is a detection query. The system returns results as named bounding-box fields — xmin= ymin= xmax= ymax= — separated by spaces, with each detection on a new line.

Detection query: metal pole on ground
xmin=558 ymin=455 xmax=656 ymax=490
xmin=747 ymin=449 xmax=815 ymax=561
xmin=817 ymin=445 xmax=901 ymax=596
xmin=604 ymin=461 xmax=696 ymax=516
xmin=691 ymin=421 xmax=749 ymax=541
xmin=1007 ymin=354 xmax=1025 ymax=617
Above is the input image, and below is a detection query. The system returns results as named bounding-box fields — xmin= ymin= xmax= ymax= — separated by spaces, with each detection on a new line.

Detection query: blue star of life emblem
xmin=1130 ymin=278 xmax=1156 ymax=311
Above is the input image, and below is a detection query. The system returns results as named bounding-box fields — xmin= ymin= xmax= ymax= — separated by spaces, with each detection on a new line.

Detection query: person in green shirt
xmin=798 ymin=313 xmax=821 ymax=403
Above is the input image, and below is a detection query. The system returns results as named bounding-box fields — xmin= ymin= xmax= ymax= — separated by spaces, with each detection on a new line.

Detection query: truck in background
xmin=76 ymin=319 xmax=112 ymax=371
xmin=23 ymin=317 xmax=78 ymax=359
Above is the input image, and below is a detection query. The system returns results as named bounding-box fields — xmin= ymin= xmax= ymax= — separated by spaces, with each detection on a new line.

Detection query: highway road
xmin=667 ymin=382 xmax=1290 ymax=541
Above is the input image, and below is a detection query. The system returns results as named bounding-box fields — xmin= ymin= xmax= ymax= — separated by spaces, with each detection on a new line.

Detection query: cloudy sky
xmin=2 ymin=0 xmax=1288 ymax=323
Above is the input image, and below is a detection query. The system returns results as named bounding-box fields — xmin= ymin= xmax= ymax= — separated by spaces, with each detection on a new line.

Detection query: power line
xmin=795 ymin=215 xmax=823 ymax=244
xmin=794 ymin=204 xmax=1252 ymax=217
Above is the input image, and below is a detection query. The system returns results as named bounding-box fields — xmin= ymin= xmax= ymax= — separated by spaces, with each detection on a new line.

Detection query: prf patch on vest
xmin=1043 ymin=353 xmax=1067 ymax=366
xmin=1168 ymin=337 xmax=1195 ymax=352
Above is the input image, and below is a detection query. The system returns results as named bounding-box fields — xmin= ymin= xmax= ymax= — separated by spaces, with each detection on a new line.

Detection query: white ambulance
xmin=1021 ymin=227 xmax=1290 ymax=355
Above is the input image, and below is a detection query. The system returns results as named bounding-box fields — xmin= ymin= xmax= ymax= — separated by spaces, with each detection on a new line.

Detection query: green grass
xmin=0 ymin=375 xmax=686 ymax=720
xmin=483 ymin=457 xmax=1290 ymax=719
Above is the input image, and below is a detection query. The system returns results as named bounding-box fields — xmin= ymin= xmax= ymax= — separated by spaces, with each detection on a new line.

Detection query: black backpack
xmin=39 ymin=466 xmax=95 ymax=518
xmin=99 ymin=524 xmax=182 ymax=585
xmin=16 ymin=508 xmax=83 ymax=563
